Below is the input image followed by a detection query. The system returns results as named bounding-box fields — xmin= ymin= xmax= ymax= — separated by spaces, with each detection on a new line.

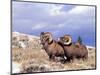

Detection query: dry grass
xmin=12 ymin=46 xmax=96 ymax=73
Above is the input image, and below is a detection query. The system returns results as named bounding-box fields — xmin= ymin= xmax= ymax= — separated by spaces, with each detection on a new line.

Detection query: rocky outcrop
xmin=12 ymin=32 xmax=41 ymax=49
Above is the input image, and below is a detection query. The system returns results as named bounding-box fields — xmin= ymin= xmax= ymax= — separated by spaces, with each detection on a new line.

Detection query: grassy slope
xmin=12 ymin=46 xmax=96 ymax=73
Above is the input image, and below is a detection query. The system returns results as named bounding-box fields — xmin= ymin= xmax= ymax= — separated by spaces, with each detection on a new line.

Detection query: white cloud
xmin=32 ymin=24 xmax=47 ymax=30
xmin=33 ymin=23 xmax=65 ymax=30
xmin=58 ymin=24 xmax=66 ymax=28
xmin=68 ymin=6 xmax=91 ymax=14
xmin=49 ymin=5 xmax=66 ymax=16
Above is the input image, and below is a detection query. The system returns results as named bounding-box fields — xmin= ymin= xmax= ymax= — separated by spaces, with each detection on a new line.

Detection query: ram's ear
xmin=41 ymin=32 xmax=44 ymax=35
xmin=40 ymin=32 xmax=44 ymax=40
xmin=57 ymin=37 xmax=64 ymax=44
xmin=57 ymin=37 xmax=63 ymax=42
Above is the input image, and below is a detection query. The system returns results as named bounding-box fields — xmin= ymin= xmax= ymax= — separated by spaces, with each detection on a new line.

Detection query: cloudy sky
xmin=12 ymin=1 xmax=96 ymax=47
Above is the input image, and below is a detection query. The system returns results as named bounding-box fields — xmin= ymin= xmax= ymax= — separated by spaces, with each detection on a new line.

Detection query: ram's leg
xmin=67 ymin=57 xmax=71 ymax=62
xmin=49 ymin=55 xmax=55 ymax=61
xmin=82 ymin=55 xmax=88 ymax=61
xmin=60 ymin=55 xmax=67 ymax=64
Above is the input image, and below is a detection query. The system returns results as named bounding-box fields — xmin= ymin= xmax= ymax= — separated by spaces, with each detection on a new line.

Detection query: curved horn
xmin=49 ymin=35 xmax=53 ymax=43
xmin=63 ymin=35 xmax=72 ymax=45
xmin=48 ymin=34 xmax=53 ymax=43
xmin=45 ymin=33 xmax=53 ymax=43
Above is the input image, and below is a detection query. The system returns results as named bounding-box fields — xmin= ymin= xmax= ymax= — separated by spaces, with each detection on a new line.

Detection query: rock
xmin=12 ymin=62 xmax=22 ymax=73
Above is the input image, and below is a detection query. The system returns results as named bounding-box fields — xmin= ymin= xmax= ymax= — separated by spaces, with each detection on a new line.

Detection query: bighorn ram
xmin=40 ymin=32 xmax=66 ymax=62
xmin=59 ymin=35 xmax=88 ymax=61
